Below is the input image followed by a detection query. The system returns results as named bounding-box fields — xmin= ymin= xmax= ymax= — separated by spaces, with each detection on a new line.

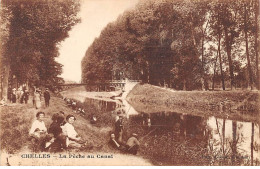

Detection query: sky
xmin=55 ymin=0 xmax=139 ymax=83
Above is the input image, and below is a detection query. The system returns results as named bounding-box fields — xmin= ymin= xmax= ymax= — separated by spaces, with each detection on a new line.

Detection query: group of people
xmin=29 ymin=111 xmax=87 ymax=152
xmin=10 ymin=86 xmax=29 ymax=104
xmin=63 ymin=98 xmax=97 ymax=124
xmin=33 ymin=88 xmax=51 ymax=109
xmin=9 ymin=86 xmax=51 ymax=110
xmin=109 ymin=115 xmax=140 ymax=155
xmin=29 ymin=95 xmax=140 ymax=154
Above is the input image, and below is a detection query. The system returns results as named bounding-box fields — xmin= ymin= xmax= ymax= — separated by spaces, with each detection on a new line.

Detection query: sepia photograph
xmin=0 ymin=0 xmax=259 ymax=166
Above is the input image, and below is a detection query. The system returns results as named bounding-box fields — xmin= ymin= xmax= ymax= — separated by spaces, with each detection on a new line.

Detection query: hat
xmin=132 ymin=133 xmax=138 ymax=136
xmin=66 ymin=114 xmax=76 ymax=121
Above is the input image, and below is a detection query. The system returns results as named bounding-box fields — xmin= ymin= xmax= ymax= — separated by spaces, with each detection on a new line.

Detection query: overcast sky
xmin=55 ymin=0 xmax=139 ymax=82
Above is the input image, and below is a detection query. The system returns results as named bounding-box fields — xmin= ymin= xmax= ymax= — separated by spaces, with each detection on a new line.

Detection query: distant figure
xmin=147 ymin=118 xmax=151 ymax=127
xmin=34 ymin=90 xmax=41 ymax=109
xmin=43 ymin=88 xmax=50 ymax=107
xmin=16 ymin=88 xmax=22 ymax=103
xmin=114 ymin=115 xmax=124 ymax=142
xmin=80 ymin=108 xmax=86 ymax=115
xmin=125 ymin=133 xmax=140 ymax=155
xmin=90 ymin=114 xmax=97 ymax=124
xmin=71 ymin=101 xmax=76 ymax=110
xmin=32 ymin=88 xmax=36 ymax=106
xmin=0 ymin=98 xmax=7 ymax=106
xmin=23 ymin=89 xmax=29 ymax=104
xmin=11 ymin=88 xmax=17 ymax=103
xmin=29 ymin=112 xmax=52 ymax=152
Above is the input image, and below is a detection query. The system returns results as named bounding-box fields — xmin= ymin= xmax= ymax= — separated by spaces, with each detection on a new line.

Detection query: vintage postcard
xmin=0 ymin=0 xmax=259 ymax=166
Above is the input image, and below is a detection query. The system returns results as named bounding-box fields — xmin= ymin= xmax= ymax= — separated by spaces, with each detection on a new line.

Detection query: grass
xmin=126 ymin=84 xmax=260 ymax=123
xmin=0 ymin=96 xmax=115 ymax=155
xmin=1 ymin=84 xmax=259 ymax=166
xmin=0 ymin=94 xmax=153 ymax=166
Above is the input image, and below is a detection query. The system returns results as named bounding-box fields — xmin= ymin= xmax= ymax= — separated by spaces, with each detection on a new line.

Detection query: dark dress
xmin=48 ymin=122 xmax=66 ymax=152
xmin=114 ymin=120 xmax=123 ymax=141
xmin=43 ymin=91 xmax=50 ymax=107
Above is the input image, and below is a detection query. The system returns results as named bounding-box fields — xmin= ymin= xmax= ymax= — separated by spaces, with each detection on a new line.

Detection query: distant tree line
xmin=0 ymin=0 xmax=80 ymax=99
xmin=81 ymin=0 xmax=259 ymax=91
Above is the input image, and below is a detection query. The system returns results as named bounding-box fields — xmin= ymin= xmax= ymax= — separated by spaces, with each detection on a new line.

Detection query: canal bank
xmin=57 ymin=84 xmax=260 ymax=166
xmin=126 ymin=84 xmax=260 ymax=123
xmin=0 ymin=95 xmax=152 ymax=166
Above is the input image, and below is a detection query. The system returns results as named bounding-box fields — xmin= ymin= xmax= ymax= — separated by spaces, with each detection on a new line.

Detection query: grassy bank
xmin=0 ymin=95 xmax=151 ymax=166
xmin=126 ymin=84 xmax=260 ymax=123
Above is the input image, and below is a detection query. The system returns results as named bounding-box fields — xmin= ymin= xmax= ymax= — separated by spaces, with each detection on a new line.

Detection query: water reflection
xmin=83 ymin=97 xmax=260 ymax=166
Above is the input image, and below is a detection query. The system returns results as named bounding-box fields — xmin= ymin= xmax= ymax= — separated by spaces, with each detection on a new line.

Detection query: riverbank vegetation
xmin=82 ymin=0 xmax=259 ymax=91
xmin=127 ymin=84 xmax=259 ymax=123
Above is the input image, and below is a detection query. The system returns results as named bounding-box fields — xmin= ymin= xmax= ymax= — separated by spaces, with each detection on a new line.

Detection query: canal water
xmin=83 ymin=97 xmax=260 ymax=166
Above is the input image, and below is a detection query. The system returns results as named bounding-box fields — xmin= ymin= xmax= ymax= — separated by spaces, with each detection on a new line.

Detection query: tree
xmin=242 ymin=1 xmax=254 ymax=90
xmin=1 ymin=0 xmax=80 ymax=96
xmin=254 ymin=0 xmax=259 ymax=90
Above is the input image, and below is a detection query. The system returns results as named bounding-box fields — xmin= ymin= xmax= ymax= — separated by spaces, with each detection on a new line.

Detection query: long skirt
xmin=35 ymin=99 xmax=41 ymax=109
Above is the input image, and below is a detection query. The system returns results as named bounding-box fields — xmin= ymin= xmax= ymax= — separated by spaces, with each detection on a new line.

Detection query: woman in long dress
xmin=35 ymin=91 xmax=41 ymax=109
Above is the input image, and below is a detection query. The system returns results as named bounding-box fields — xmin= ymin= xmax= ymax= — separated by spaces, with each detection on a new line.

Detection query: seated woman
xmin=29 ymin=112 xmax=52 ymax=152
xmin=62 ymin=115 xmax=86 ymax=148
xmin=48 ymin=113 xmax=67 ymax=152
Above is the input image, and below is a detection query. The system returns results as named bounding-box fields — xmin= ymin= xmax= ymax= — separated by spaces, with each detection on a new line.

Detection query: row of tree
xmin=0 ymin=0 xmax=80 ymax=99
xmin=81 ymin=0 xmax=259 ymax=91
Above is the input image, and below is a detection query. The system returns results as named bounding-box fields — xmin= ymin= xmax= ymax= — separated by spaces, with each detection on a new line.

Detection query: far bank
xmin=126 ymin=84 xmax=260 ymax=123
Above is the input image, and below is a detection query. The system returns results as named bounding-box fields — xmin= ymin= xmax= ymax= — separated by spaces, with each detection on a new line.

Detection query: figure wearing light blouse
xmin=29 ymin=112 xmax=47 ymax=136
xmin=62 ymin=115 xmax=86 ymax=148
xmin=29 ymin=112 xmax=52 ymax=152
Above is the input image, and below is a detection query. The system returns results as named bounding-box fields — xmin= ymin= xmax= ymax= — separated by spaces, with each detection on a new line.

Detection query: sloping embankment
xmin=126 ymin=84 xmax=260 ymax=123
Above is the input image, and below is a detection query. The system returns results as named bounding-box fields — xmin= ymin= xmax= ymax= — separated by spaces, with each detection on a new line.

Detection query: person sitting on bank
xmin=0 ymin=98 xmax=7 ymax=106
xmin=29 ymin=112 xmax=52 ymax=152
xmin=71 ymin=101 xmax=77 ymax=110
xmin=48 ymin=113 xmax=67 ymax=152
xmin=62 ymin=115 xmax=86 ymax=148
xmin=90 ymin=114 xmax=97 ymax=124
xmin=109 ymin=133 xmax=120 ymax=149
xmin=125 ymin=133 xmax=140 ymax=155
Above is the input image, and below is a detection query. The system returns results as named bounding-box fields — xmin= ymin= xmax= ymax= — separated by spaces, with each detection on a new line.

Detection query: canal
xmin=81 ymin=97 xmax=259 ymax=166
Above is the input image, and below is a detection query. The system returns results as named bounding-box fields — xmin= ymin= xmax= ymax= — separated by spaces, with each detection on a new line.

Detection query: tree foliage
xmin=81 ymin=0 xmax=259 ymax=90
xmin=0 ymin=0 xmax=80 ymax=91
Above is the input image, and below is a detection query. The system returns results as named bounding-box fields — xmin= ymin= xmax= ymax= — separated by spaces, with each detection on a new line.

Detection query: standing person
xmin=35 ymin=90 xmax=41 ymax=109
xmin=16 ymin=88 xmax=22 ymax=103
xmin=23 ymin=89 xmax=29 ymax=104
xmin=43 ymin=88 xmax=50 ymax=107
xmin=11 ymin=88 xmax=17 ymax=103
xmin=20 ymin=89 xmax=24 ymax=103
xmin=114 ymin=115 xmax=124 ymax=143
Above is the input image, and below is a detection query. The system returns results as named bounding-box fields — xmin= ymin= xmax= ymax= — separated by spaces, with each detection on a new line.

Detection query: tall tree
xmin=1 ymin=0 xmax=80 ymax=95
xmin=254 ymin=0 xmax=259 ymax=90
xmin=243 ymin=2 xmax=254 ymax=90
